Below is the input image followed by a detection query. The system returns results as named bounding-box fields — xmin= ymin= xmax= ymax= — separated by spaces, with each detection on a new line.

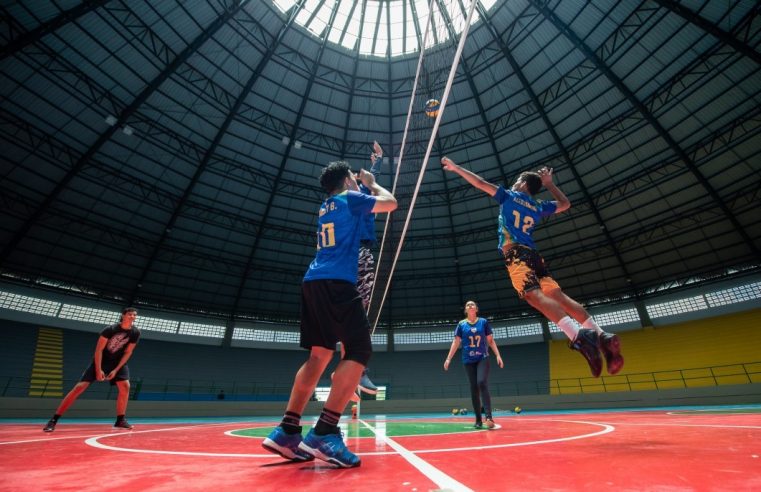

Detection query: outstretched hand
xmin=371 ymin=141 xmax=383 ymax=164
xmin=537 ymin=166 xmax=554 ymax=186
xmin=441 ymin=156 xmax=457 ymax=171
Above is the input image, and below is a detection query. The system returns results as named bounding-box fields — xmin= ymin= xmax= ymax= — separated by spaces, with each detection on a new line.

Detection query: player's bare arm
xmin=441 ymin=157 xmax=499 ymax=196
xmin=538 ymin=166 xmax=570 ymax=213
xmin=371 ymin=140 xmax=383 ymax=166
xmin=360 ymin=168 xmax=397 ymax=213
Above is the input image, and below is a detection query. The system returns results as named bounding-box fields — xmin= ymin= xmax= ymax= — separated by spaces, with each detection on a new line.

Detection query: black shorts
xmin=80 ymin=361 xmax=130 ymax=385
xmin=300 ymin=279 xmax=372 ymax=354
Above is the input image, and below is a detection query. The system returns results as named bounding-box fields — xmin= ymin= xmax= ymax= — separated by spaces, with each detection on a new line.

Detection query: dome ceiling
xmin=1 ymin=0 xmax=759 ymax=326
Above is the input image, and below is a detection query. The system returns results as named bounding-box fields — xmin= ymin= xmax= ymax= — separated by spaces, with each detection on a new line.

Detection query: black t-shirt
xmin=99 ymin=323 xmax=140 ymax=363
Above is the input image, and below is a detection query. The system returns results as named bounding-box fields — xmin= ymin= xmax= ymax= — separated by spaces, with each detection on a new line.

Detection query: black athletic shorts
xmin=300 ymin=279 xmax=372 ymax=354
xmin=80 ymin=360 xmax=130 ymax=385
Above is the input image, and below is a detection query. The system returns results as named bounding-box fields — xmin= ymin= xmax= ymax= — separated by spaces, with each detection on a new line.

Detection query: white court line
xmin=0 ymin=421 xmax=236 ymax=447
xmin=81 ymin=419 xmax=615 ymax=458
xmin=358 ymin=417 xmax=474 ymax=492
xmin=589 ymin=422 xmax=761 ymax=429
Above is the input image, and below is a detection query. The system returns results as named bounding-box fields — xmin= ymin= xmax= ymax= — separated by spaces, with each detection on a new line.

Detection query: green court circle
xmin=232 ymin=421 xmax=487 ymax=439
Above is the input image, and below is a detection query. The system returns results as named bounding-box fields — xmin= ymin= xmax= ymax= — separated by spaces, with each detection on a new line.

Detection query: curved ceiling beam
xmin=128 ymin=1 xmax=308 ymax=303
xmin=229 ymin=1 xmax=343 ymax=317
xmin=529 ymin=0 xmax=760 ymax=259
xmin=338 ymin=0 xmax=369 ymax=159
xmin=0 ymin=0 xmax=108 ymax=60
xmin=0 ymin=1 xmax=247 ymax=266
xmin=653 ymin=0 xmax=761 ymax=65
xmin=478 ymin=1 xmax=638 ymax=293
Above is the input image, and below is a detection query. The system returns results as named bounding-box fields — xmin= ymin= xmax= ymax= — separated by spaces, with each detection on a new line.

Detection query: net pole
xmin=371 ymin=0 xmax=479 ymax=332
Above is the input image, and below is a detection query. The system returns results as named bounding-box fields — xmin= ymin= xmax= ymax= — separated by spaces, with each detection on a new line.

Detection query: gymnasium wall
xmin=549 ymin=309 xmax=761 ymax=394
xmin=2 ymin=309 xmax=759 ymax=402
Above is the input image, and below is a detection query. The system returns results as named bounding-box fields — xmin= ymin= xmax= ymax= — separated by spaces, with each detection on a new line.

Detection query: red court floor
xmin=1 ymin=406 xmax=759 ymax=491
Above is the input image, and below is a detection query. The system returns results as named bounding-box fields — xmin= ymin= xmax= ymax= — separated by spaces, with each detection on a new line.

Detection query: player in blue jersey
xmin=444 ymin=300 xmax=503 ymax=429
xmin=263 ymin=159 xmax=397 ymax=468
xmin=335 ymin=141 xmax=384 ymax=397
xmin=441 ymin=156 xmax=623 ymax=378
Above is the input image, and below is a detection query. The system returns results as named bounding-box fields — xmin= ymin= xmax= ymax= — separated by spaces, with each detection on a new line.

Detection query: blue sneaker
xmin=262 ymin=426 xmax=314 ymax=462
xmin=298 ymin=429 xmax=361 ymax=468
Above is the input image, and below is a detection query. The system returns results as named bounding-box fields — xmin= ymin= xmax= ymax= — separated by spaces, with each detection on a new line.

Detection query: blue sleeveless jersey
xmin=455 ymin=318 xmax=493 ymax=364
xmin=303 ymin=190 xmax=376 ymax=283
xmin=493 ymin=186 xmax=557 ymax=250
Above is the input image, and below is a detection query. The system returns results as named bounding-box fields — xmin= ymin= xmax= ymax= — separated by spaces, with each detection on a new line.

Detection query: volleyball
xmin=514 ymin=406 xmax=522 ymax=414
xmin=425 ymin=98 xmax=440 ymax=118
xmin=452 ymin=408 xmax=460 ymax=415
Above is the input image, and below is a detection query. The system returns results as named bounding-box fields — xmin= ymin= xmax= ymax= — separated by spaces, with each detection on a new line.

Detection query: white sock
xmin=556 ymin=316 xmax=580 ymax=341
xmin=582 ymin=317 xmax=603 ymax=334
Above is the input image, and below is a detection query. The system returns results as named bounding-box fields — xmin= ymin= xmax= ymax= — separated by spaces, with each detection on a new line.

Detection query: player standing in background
xmin=43 ymin=307 xmax=140 ymax=432
xmin=444 ymin=300 xmax=503 ymax=429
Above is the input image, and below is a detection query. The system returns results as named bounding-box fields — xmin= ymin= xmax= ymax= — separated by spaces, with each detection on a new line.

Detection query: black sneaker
xmin=43 ymin=419 xmax=56 ymax=432
xmin=569 ymin=329 xmax=603 ymax=378
xmin=113 ymin=419 xmax=133 ymax=430
xmin=474 ymin=421 xmax=483 ymax=429
xmin=598 ymin=332 xmax=624 ymax=375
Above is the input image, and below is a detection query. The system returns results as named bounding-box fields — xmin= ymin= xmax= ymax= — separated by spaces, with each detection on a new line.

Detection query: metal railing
xmin=2 ymin=361 xmax=759 ymax=401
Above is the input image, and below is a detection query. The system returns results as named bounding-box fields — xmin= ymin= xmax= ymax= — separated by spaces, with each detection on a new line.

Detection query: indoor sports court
xmin=1 ymin=0 xmax=760 ymax=491
xmin=2 ymin=406 xmax=760 ymax=491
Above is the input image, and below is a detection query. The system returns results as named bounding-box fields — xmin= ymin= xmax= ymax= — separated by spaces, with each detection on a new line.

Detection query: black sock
xmin=279 ymin=411 xmax=302 ymax=434
xmin=51 ymin=414 xmax=61 ymax=423
xmin=314 ymin=408 xmax=341 ymax=435
xmin=116 ymin=414 xmax=125 ymax=422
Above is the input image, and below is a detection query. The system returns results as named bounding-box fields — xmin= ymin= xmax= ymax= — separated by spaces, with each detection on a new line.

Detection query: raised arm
xmin=441 ymin=157 xmax=499 ymax=196
xmin=538 ymin=166 xmax=570 ymax=213
xmin=370 ymin=140 xmax=383 ymax=175
xmin=359 ymin=168 xmax=397 ymax=214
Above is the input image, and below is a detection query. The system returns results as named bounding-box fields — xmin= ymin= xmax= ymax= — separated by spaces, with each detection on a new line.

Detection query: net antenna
xmin=369 ymin=0 xmax=479 ymax=334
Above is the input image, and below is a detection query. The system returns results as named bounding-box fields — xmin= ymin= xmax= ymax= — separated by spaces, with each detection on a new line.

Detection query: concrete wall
xmin=3 ymin=383 xmax=759 ymax=419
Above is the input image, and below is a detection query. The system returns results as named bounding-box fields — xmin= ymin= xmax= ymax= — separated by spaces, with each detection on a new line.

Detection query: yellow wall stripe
xmin=549 ymin=309 xmax=761 ymax=394
xmin=29 ymin=327 xmax=64 ymax=397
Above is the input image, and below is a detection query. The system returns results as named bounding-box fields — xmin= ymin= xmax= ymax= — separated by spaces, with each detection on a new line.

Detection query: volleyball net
xmin=368 ymin=0 xmax=479 ymax=333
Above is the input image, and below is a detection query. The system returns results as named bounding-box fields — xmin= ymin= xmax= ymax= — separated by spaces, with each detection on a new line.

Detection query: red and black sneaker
xmin=113 ymin=419 xmax=133 ymax=430
xmin=569 ymin=329 xmax=603 ymax=378
xmin=598 ymin=332 xmax=624 ymax=375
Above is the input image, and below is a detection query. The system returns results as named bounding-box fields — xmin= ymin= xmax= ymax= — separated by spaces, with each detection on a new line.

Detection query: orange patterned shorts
xmin=502 ymin=245 xmax=560 ymax=298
